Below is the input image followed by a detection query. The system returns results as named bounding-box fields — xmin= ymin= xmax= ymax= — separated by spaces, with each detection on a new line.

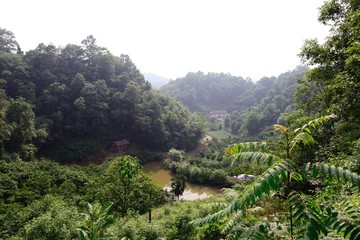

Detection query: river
xmin=142 ymin=161 xmax=221 ymax=201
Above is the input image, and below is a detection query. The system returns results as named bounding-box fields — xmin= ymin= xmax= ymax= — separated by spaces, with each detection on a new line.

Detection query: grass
xmin=207 ymin=130 xmax=237 ymax=140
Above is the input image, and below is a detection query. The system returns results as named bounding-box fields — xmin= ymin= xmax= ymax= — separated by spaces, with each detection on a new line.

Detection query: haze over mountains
xmin=143 ymin=72 xmax=169 ymax=89
xmin=160 ymin=66 xmax=309 ymax=135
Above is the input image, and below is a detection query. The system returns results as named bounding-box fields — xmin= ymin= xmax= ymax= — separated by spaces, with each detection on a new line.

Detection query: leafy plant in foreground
xmin=77 ymin=202 xmax=114 ymax=240
xmin=192 ymin=115 xmax=360 ymax=239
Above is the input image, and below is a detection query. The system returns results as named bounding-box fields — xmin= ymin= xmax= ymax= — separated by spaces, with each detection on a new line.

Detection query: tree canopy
xmin=0 ymin=29 xmax=204 ymax=160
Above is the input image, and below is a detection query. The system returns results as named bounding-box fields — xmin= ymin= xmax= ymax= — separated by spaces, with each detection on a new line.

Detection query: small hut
xmin=208 ymin=110 xmax=230 ymax=120
xmin=111 ymin=139 xmax=130 ymax=153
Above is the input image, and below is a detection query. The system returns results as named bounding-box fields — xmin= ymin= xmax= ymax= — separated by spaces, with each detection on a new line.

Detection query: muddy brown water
xmin=142 ymin=161 xmax=221 ymax=201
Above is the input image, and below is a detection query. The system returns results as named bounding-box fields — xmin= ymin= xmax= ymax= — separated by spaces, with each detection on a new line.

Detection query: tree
xmin=298 ymin=0 xmax=360 ymax=120
xmin=192 ymin=115 xmax=360 ymax=239
xmin=293 ymin=0 xmax=360 ymax=173
xmin=105 ymin=156 xmax=142 ymax=216
xmin=5 ymin=98 xmax=39 ymax=159
xmin=0 ymin=28 xmax=20 ymax=53
xmin=168 ymin=148 xmax=185 ymax=162
xmin=0 ymin=91 xmax=12 ymax=158
xmin=171 ymin=174 xmax=186 ymax=200
xmin=78 ymin=202 xmax=114 ymax=240
xmin=23 ymin=195 xmax=78 ymax=240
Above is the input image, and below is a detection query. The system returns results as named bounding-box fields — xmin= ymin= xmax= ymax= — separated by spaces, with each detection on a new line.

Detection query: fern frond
xmin=225 ymin=142 xmax=267 ymax=156
xmin=290 ymin=191 xmax=360 ymax=240
xmin=290 ymin=131 xmax=316 ymax=152
xmin=289 ymin=191 xmax=329 ymax=239
xmin=202 ymin=202 xmax=229 ymax=211
xmin=290 ymin=114 xmax=336 ymax=152
xmin=239 ymin=221 xmax=273 ymax=240
xmin=329 ymin=199 xmax=360 ymax=240
xmin=230 ymin=152 xmax=280 ymax=166
xmin=308 ymin=163 xmax=360 ymax=190
xmin=191 ymin=159 xmax=290 ymax=227
xmin=341 ymin=199 xmax=360 ymax=222
xmin=298 ymin=114 xmax=336 ymax=133
xmin=221 ymin=209 xmax=246 ymax=234
xmin=274 ymin=124 xmax=288 ymax=135
xmin=223 ymin=188 xmax=240 ymax=203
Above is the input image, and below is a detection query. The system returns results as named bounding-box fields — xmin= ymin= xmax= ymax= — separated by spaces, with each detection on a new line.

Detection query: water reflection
xmin=142 ymin=161 xmax=220 ymax=200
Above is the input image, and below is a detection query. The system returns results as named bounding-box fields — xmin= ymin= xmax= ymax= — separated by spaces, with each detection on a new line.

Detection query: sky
xmin=1 ymin=0 xmax=329 ymax=80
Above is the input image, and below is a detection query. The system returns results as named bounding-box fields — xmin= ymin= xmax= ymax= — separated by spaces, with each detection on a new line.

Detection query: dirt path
xmin=186 ymin=134 xmax=213 ymax=157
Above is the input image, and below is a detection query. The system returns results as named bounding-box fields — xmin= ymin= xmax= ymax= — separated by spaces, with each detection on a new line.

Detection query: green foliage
xmin=228 ymin=66 xmax=309 ymax=136
xmin=161 ymin=71 xmax=252 ymax=112
xmin=164 ymin=157 xmax=230 ymax=186
xmin=21 ymin=195 xmax=79 ymax=240
xmin=111 ymin=214 xmax=166 ymax=240
xmin=168 ymin=148 xmax=185 ymax=162
xmin=88 ymin=156 xmax=165 ymax=216
xmin=207 ymin=130 xmax=237 ymax=140
xmin=170 ymin=174 xmax=186 ymax=199
xmin=110 ymin=199 xmax=217 ymax=240
xmin=0 ymin=27 xmax=205 ymax=161
xmin=197 ymin=222 xmax=223 ymax=240
xmin=0 ymin=157 xmax=165 ymax=238
xmin=0 ymin=28 xmax=20 ymax=53
xmin=192 ymin=115 xmax=360 ymax=239
xmin=108 ymin=155 xmax=142 ymax=183
xmin=161 ymin=67 xmax=309 ymax=139
xmin=294 ymin=0 xmax=360 ymax=175
xmin=77 ymin=202 xmax=114 ymax=240
xmin=41 ymin=135 xmax=109 ymax=162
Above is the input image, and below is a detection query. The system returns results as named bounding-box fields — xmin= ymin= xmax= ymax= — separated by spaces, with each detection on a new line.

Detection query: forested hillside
xmin=0 ymin=0 xmax=359 ymax=239
xmin=160 ymin=66 xmax=309 ymax=137
xmin=227 ymin=66 xmax=309 ymax=136
xmin=0 ymin=31 xmax=204 ymax=161
xmin=143 ymin=72 xmax=169 ymax=89
xmin=161 ymin=72 xmax=252 ymax=112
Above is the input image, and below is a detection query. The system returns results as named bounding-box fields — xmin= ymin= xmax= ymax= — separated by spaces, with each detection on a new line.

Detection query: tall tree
xmin=0 ymin=28 xmax=20 ymax=53
xmin=298 ymin=0 xmax=360 ymax=120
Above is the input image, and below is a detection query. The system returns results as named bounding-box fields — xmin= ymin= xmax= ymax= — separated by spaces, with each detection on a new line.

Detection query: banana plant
xmin=192 ymin=115 xmax=360 ymax=239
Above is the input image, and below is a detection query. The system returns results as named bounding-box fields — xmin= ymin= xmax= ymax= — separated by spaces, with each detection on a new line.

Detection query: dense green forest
xmin=161 ymin=72 xmax=252 ymax=112
xmin=0 ymin=30 xmax=204 ymax=161
xmin=160 ymin=65 xmax=310 ymax=137
xmin=1 ymin=0 xmax=360 ymax=239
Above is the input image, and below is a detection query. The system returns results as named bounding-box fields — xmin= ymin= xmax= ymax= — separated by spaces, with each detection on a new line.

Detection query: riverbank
xmin=142 ymin=161 xmax=221 ymax=200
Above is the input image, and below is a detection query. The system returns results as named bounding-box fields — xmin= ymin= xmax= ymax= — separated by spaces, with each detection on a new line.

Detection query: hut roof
xmin=209 ymin=110 xmax=229 ymax=115
xmin=112 ymin=139 xmax=130 ymax=147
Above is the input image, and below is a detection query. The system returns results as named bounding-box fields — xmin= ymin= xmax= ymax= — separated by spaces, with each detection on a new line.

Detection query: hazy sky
xmin=1 ymin=0 xmax=329 ymax=80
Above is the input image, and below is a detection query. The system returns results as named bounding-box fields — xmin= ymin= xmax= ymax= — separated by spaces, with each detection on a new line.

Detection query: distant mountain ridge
xmin=143 ymin=72 xmax=169 ymax=89
xmin=160 ymin=66 xmax=310 ymax=136
xmin=160 ymin=67 xmax=309 ymax=114
xmin=160 ymin=71 xmax=251 ymax=112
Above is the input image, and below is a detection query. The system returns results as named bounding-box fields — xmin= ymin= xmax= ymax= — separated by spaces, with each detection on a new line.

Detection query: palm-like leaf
xmin=191 ymin=158 xmax=291 ymax=226
xmin=194 ymin=114 xmax=359 ymax=239
xmin=289 ymin=191 xmax=329 ymax=239
xmin=225 ymin=142 xmax=268 ymax=156
xmin=307 ymin=163 xmax=360 ymax=190
xmin=230 ymin=152 xmax=279 ymax=166
xmin=290 ymin=114 xmax=336 ymax=153
xmin=225 ymin=142 xmax=279 ymax=167
xmin=330 ymin=199 xmax=360 ymax=240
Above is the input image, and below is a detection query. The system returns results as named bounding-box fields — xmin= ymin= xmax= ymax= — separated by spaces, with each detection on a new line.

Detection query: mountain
xmin=143 ymin=72 xmax=169 ymax=89
xmin=160 ymin=71 xmax=252 ymax=112
xmin=160 ymin=67 xmax=309 ymax=136
xmin=0 ymin=29 xmax=204 ymax=161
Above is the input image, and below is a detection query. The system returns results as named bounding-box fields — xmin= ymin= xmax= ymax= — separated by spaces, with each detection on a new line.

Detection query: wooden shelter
xmin=111 ymin=139 xmax=130 ymax=153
